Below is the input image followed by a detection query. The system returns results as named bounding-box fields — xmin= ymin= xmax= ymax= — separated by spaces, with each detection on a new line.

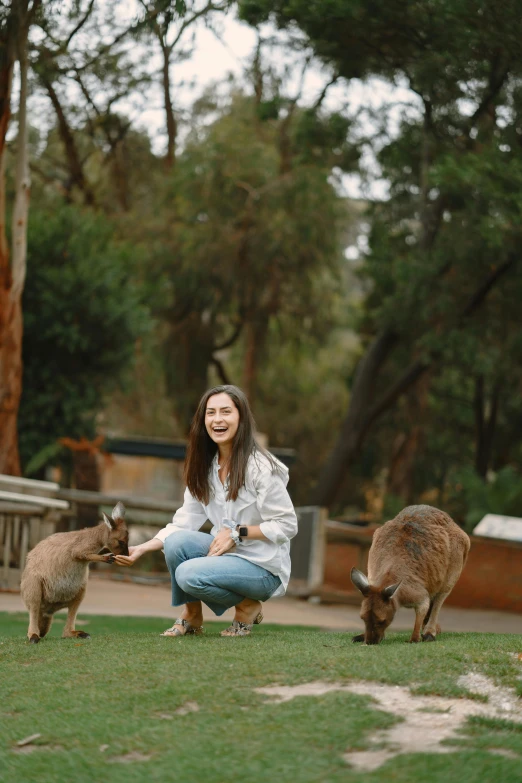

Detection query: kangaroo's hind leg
xmin=422 ymin=592 xmax=448 ymax=640
xmin=423 ymin=537 xmax=469 ymax=641
xmin=39 ymin=611 xmax=54 ymax=639
xmin=62 ymin=585 xmax=90 ymax=639
xmin=410 ymin=592 xmax=431 ymax=643
xmin=422 ymin=600 xmax=441 ymax=636
xmin=21 ymin=576 xmax=44 ymax=644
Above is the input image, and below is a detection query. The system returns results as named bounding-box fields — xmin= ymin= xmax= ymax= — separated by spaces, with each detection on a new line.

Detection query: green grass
xmin=1 ymin=612 xmax=521 ymax=783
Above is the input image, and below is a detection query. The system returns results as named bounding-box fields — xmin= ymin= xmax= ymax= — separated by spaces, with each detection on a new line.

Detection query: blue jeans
xmin=164 ymin=530 xmax=282 ymax=617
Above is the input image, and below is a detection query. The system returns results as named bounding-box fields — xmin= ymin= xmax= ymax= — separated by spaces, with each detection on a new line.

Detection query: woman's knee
xmin=175 ymin=559 xmax=206 ymax=593
xmin=164 ymin=530 xmax=202 ymax=561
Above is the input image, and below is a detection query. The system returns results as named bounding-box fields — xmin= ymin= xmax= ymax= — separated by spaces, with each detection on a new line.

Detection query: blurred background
xmin=2 ymin=0 xmax=522 ymax=542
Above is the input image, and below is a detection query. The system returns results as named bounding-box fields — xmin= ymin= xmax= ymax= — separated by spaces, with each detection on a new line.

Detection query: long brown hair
xmin=184 ymin=385 xmax=277 ymax=504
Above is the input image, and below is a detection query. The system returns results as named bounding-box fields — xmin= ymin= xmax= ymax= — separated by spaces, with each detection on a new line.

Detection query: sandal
xmin=220 ymin=611 xmax=263 ymax=637
xmin=160 ymin=618 xmax=204 ymax=637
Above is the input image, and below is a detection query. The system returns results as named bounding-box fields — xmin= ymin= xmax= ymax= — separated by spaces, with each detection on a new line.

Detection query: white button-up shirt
xmin=154 ymin=452 xmax=298 ymax=596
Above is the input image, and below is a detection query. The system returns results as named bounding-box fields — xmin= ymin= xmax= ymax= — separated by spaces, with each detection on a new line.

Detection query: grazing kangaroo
xmin=351 ymin=505 xmax=470 ymax=645
xmin=20 ymin=502 xmax=128 ymax=643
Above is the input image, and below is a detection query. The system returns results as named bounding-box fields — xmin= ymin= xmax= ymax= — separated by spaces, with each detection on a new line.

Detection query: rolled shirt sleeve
xmin=256 ymin=470 xmax=298 ymax=546
xmin=154 ymin=487 xmax=208 ymax=543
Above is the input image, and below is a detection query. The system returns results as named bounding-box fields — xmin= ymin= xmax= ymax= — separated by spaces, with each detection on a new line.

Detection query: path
xmin=1 ymin=575 xmax=521 ymax=633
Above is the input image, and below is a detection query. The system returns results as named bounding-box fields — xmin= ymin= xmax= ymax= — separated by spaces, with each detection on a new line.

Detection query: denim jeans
xmin=163 ymin=530 xmax=282 ymax=616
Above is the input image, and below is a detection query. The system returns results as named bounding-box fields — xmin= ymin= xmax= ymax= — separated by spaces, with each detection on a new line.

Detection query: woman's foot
xmin=220 ymin=599 xmax=263 ymax=637
xmin=161 ymin=603 xmax=204 ymax=637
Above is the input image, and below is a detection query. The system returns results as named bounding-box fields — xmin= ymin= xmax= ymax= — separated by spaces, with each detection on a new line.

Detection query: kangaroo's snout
xmin=117 ymin=540 xmax=129 ymax=557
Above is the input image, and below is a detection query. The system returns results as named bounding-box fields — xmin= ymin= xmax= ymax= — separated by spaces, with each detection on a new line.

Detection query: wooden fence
xmin=0 ymin=473 xmax=376 ymax=599
xmin=0 ymin=504 xmax=66 ymax=590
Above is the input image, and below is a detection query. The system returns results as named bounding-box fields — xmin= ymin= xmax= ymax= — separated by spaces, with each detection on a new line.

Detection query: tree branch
xmin=64 ymin=0 xmax=96 ymax=49
xmin=312 ymin=72 xmax=339 ymax=111
xmin=210 ymin=355 xmax=231 ymax=385
xmin=312 ymin=251 xmax=519 ymax=506
xmin=214 ymin=319 xmax=243 ymax=351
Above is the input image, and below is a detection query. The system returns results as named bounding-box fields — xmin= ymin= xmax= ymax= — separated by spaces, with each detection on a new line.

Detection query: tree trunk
xmin=242 ymin=318 xmax=268 ymax=407
xmin=386 ymin=372 xmax=431 ymax=502
xmin=0 ymin=293 xmax=23 ymax=475
xmin=312 ymin=254 xmax=517 ymax=508
xmin=0 ymin=11 xmax=26 ymax=477
xmin=310 ymin=328 xmax=398 ymax=506
xmin=72 ymin=450 xmax=101 ymax=528
xmin=39 ymin=72 xmax=96 ymax=205
xmin=163 ymin=314 xmax=214 ymax=433
xmin=162 ymin=44 xmax=176 ymax=170
xmin=474 ymin=376 xmax=501 ymax=479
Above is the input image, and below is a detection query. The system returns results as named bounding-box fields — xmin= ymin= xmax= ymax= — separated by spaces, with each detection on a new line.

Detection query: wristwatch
xmin=238 ymin=526 xmax=248 ymax=539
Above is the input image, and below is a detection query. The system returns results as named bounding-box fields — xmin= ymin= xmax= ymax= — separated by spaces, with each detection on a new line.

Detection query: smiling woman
xmin=115 ymin=385 xmax=298 ymax=637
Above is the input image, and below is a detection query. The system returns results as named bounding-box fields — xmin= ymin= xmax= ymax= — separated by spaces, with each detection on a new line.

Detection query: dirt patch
xmin=488 ymin=748 xmax=520 ymax=760
xmin=174 ymin=701 xmax=199 ymax=716
xmin=153 ymin=701 xmax=200 ymax=720
xmin=457 ymin=671 xmax=520 ymax=715
xmin=255 ymin=674 xmax=522 ymax=771
xmin=12 ymin=743 xmax=63 ymax=755
xmin=108 ymin=751 xmax=152 ymax=763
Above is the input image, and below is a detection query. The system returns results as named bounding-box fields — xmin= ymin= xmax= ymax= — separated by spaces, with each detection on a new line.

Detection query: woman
xmin=115 ymin=384 xmax=298 ymax=637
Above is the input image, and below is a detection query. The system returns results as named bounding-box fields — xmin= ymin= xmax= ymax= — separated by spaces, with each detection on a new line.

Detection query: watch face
xmin=239 ymin=526 xmax=248 ymax=537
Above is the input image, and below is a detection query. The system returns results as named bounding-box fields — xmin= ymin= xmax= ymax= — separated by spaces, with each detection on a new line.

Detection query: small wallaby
xmin=351 ymin=504 xmax=470 ymax=645
xmin=20 ymin=501 xmax=128 ymax=643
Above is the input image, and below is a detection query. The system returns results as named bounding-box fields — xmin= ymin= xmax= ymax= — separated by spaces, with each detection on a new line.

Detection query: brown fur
xmin=351 ymin=505 xmax=470 ymax=645
xmin=20 ymin=502 xmax=128 ymax=643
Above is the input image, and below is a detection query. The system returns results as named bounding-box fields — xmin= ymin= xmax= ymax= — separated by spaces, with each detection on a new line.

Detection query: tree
xmin=19 ymin=204 xmax=149 ymax=475
xmin=0 ymin=0 xmax=42 ymax=475
xmin=136 ymin=0 xmax=228 ymax=169
xmin=239 ymin=0 xmax=522 ymax=507
xmin=144 ymin=66 xmax=358 ymax=427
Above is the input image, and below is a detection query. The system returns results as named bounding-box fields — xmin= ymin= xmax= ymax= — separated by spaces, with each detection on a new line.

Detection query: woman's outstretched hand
xmin=207 ymin=529 xmax=236 ymax=557
xmin=114 ymin=546 xmax=142 ymax=567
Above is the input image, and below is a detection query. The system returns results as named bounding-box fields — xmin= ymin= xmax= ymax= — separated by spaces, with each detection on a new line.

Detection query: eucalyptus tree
xmin=149 ymin=54 xmax=359 ymax=427
xmin=135 ymin=0 xmax=228 ymax=169
xmin=0 ymin=0 xmax=43 ymax=475
xmin=239 ymin=0 xmax=522 ymax=506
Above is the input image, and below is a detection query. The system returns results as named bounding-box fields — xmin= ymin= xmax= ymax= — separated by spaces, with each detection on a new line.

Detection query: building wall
xmin=323 ymin=534 xmax=522 ymax=614
xmin=98 ymin=454 xmax=184 ymax=502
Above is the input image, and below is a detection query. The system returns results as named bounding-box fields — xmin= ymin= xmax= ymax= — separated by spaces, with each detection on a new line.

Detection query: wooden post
xmin=19 ymin=517 xmax=29 ymax=572
xmin=3 ymin=516 xmax=11 ymax=585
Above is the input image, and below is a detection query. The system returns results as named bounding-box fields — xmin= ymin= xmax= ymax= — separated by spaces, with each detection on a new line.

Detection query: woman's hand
xmin=114 ymin=545 xmax=144 ymax=567
xmin=207 ymin=529 xmax=236 ymax=557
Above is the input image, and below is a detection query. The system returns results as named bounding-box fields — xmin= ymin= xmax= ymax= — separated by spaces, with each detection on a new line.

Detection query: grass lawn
xmin=1 ymin=611 xmax=522 ymax=783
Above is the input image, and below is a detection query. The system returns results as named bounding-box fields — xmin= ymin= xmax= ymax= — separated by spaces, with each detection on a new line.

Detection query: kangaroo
xmin=351 ymin=505 xmax=470 ymax=645
xmin=20 ymin=502 xmax=128 ymax=643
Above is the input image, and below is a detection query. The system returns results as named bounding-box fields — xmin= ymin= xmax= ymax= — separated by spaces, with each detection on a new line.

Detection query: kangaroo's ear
xmin=112 ymin=501 xmax=126 ymax=522
xmin=351 ymin=568 xmax=370 ymax=596
xmin=102 ymin=512 xmax=115 ymax=530
xmin=382 ymin=582 xmax=400 ymax=600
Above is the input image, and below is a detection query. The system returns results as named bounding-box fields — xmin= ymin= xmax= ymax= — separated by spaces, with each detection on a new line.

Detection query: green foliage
xmin=18 ymin=0 xmax=522 ymax=508
xmin=18 ymin=205 xmax=150 ymax=473
xmin=143 ymin=88 xmax=357 ymax=428
xmin=448 ymin=466 xmax=522 ymax=532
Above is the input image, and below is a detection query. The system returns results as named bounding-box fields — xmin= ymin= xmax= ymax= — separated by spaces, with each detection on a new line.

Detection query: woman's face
xmin=205 ymin=392 xmax=240 ymax=449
